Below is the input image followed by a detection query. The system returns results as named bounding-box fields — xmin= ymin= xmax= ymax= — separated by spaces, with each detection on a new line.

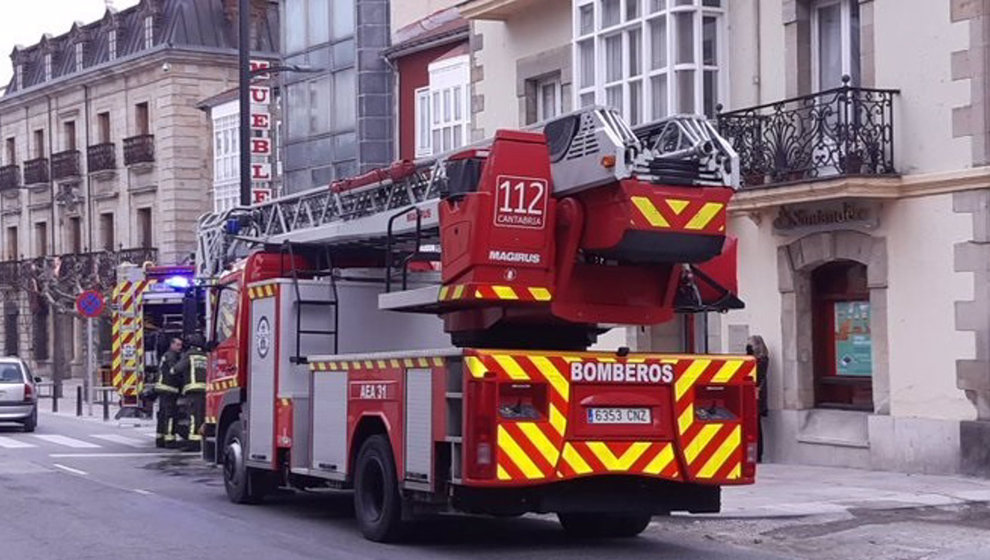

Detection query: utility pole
xmin=238 ymin=0 xmax=251 ymax=206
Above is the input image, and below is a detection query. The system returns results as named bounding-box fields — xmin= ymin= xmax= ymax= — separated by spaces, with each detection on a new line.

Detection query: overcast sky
xmin=0 ymin=0 xmax=140 ymax=85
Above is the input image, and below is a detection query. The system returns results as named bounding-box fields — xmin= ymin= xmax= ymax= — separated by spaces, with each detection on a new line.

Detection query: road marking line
xmin=48 ymin=452 xmax=200 ymax=458
xmin=35 ymin=435 xmax=101 ymax=449
xmin=133 ymin=489 xmax=154 ymax=495
xmin=52 ymin=463 xmax=88 ymax=476
xmin=0 ymin=436 xmax=36 ymax=449
xmin=90 ymin=434 xmax=149 ymax=448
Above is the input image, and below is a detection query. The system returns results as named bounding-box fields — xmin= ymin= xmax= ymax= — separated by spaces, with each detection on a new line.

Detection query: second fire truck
xmin=196 ymin=108 xmax=758 ymax=542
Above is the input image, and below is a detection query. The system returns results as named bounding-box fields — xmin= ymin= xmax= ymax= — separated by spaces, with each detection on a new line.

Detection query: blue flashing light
xmin=225 ymin=218 xmax=241 ymax=235
xmin=164 ymin=276 xmax=191 ymax=290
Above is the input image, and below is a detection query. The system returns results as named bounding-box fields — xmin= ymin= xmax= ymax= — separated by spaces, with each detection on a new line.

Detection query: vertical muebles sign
xmin=250 ymin=59 xmax=274 ymax=204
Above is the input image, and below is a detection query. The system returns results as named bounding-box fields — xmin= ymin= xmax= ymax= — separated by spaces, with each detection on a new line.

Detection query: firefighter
xmin=155 ymin=336 xmax=183 ymax=448
xmin=175 ymin=333 xmax=208 ymax=452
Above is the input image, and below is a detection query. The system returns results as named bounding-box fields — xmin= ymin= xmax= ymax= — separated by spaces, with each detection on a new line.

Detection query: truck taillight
xmin=465 ymin=373 xmax=497 ymax=480
xmin=741 ymin=382 xmax=758 ymax=479
xmin=23 ymin=382 xmax=33 ymax=402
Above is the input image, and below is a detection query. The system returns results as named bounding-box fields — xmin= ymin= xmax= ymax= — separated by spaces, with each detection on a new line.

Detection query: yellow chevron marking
xmin=549 ymin=403 xmax=567 ymax=437
xmin=631 ymin=196 xmax=670 ymax=228
xmin=676 ymin=359 xmax=712 ymax=401
xmin=403 ymin=358 xmax=414 ymax=367
xmin=685 ymin=424 xmax=724 ymax=464
xmin=328 ymin=362 xmax=338 ymax=371
xmin=364 ymin=360 xmax=374 ymax=369
xmin=712 ymin=360 xmax=744 ymax=384
xmin=497 ymin=464 xmax=511 ymax=481
xmin=492 ymin=355 xmax=530 ymax=381
xmin=497 ymin=425 xmax=543 ymax=480
xmin=530 ymin=355 xmax=569 ymax=401
xmin=685 ymin=202 xmax=724 ymax=230
xmin=643 ymin=444 xmax=676 ymax=475
xmin=376 ymin=360 xmax=386 ymax=368
xmin=528 ymin=287 xmax=552 ymax=301
xmin=352 ymin=362 xmax=362 ymax=370
xmin=728 ymin=462 xmax=742 ymax=480
xmin=432 ymin=357 xmax=443 ymax=366
xmin=492 ymin=286 xmax=518 ymax=300
xmin=267 ymin=285 xmax=275 ymax=296
xmin=112 ymin=373 xmax=123 ymax=385
xmin=439 ymin=286 xmax=450 ymax=300
xmin=417 ymin=358 xmax=429 ymax=367
xmin=698 ymin=425 xmax=741 ymax=478
xmin=678 ymin=403 xmax=695 ymax=434
xmin=452 ymin=285 xmax=465 ymax=300
xmin=518 ymin=423 xmax=559 ymax=466
xmin=586 ymin=441 xmax=651 ymax=471
xmin=465 ymin=356 xmax=488 ymax=378
xmin=390 ymin=359 xmax=400 ymax=368
xmin=561 ymin=443 xmax=593 ymax=475
xmin=474 ymin=289 xmax=484 ymax=298
xmin=666 ymin=199 xmax=690 ymax=215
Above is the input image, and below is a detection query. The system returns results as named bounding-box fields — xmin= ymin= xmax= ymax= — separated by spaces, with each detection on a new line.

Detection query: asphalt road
xmin=0 ymin=411 xmax=788 ymax=560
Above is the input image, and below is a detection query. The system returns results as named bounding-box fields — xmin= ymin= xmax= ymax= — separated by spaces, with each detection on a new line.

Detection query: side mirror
xmin=34 ymin=376 xmax=42 ymax=383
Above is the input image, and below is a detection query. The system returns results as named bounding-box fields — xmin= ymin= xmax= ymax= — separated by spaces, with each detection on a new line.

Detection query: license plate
xmin=587 ymin=407 xmax=651 ymax=425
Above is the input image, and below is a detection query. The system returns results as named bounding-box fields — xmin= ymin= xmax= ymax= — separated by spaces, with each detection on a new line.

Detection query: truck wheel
xmin=222 ymin=421 xmax=273 ymax=504
xmin=557 ymin=512 xmax=653 ymax=538
xmin=354 ymin=434 xmax=405 ymax=542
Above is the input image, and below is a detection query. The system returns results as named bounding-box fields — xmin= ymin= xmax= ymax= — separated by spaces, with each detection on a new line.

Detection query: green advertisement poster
xmin=834 ymin=301 xmax=872 ymax=377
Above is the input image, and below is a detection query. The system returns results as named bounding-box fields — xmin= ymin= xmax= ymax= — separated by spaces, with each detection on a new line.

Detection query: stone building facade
xmin=0 ymin=0 xmax=278 ymax=379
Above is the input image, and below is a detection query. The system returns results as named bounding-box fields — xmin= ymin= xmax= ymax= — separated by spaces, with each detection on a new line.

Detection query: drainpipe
xmin=84 ymin=85 xmax=92 ymax=254
xmin=755 ymin=0 xmax=763 ymax=105
xmin=46 ymin=93 xmax=63 ymax=396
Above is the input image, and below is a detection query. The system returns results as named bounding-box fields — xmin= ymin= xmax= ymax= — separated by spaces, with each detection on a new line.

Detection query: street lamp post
xmin=238 ymin=0 xmax=251 ymax=206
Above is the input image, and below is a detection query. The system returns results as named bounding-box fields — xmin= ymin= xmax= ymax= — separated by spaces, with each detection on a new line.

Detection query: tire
xmin=353 ymin=434 xmax=405 ymax=542
xmin=557 ymin=512 xmax=653 ymax=539
xmin=222 ymin=421 xmax=273 ymax=504
xmin=22 ymin=408 xmax=37 ymax=433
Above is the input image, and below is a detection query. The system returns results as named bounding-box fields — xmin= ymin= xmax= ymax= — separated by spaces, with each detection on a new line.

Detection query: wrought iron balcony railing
xmin=87 ymin=143 xmax=116 ymax=173
xmin=716 ymin=78 xmax=899 ymax=188
xmin=23 ymin=157 xmax=49 ymax=185
xmin=0 ymin=165 xmax=20 ymax=191
xmin=123 ymin=134 xmax=155 ymax=166
xmin=51 ymin=150 xmax=81 ymax=181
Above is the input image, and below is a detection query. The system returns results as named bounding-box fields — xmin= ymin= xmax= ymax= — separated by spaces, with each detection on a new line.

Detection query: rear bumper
xmin=0 ymin=402 xmax=35 ymax=421
xmin=451 ymin=476 xmax=720 ymax=516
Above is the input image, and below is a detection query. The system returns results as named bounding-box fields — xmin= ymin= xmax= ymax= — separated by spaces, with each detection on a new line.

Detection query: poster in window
xmin=834 ymin=301 xmax=872 ymax=376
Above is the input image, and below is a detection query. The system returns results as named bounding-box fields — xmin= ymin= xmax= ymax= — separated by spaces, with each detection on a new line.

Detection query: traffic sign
xmin=76 ymin=290 xmax=105 ymax=318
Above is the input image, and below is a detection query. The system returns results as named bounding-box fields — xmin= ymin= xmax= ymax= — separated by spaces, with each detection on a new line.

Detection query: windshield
xmin=0 ymin=363 xmax=24 ymax=384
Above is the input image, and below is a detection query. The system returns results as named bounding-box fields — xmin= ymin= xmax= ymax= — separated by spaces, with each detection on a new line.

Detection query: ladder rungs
xmin=298 ymin=329 xmax=336 ymax=335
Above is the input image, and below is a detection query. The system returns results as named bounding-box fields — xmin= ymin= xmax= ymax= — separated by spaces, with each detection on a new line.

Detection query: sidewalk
xmin=712 ymin=463 xmax=990 ymax=518
xmin=36 ymin=377 xmax=154 ymax=427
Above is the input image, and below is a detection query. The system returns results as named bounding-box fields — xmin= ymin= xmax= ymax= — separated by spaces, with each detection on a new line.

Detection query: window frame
xmin=143 ymin=16 xmax=155 ymax=50
xmin=414 ymin=86 xmax=432 ymax=158
xmin=74 ymin=43 xmax=84 ymax=72
xmin=811 ymin=0 xmax=860 ymax=90
xmin=43 ymin=53 xmax=52 ymax=82
xmin=424 ymin=54 xmax=471 ymax=156
xmin=572 ymin=0 xmax=727 ymax=122
xmin=108 ymin=29 xmax=117 ymax=61
xmin=536 ymin=75 xmax=564 ymax=122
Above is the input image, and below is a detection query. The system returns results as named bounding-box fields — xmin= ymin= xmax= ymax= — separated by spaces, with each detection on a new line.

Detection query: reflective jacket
xmin=155 ymin=350 xmax=182 ymax=394
xmin=175 ymin=348 xmax=208 ymax=394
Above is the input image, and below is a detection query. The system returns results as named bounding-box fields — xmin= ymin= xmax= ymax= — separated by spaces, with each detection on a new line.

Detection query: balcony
xmin=23 ymin=157 xmax=49 ymax=186
xmin=123 ymin=135 xmax=155 ymax=166
xmin=459 ymin=0 xmax=539 ymax=20
xmin=87 ymin=143 xmax=116 ymax=174
xmin=0 ymin=248 xmax=159 ymax=295
xmin=51 ymin=150 xmax=81 ymax=181
xmin=717 ymin=80 xmax=899 ymax=190
xmin=0 ymin=165 xmax=20 ymax=191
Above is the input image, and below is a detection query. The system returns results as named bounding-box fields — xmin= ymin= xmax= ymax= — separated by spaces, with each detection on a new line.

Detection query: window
xmin=14 ymin=64 xmax=23 ymax=90
xmin=63 ymin=121 xmax=76 ymax=151
xmin=33 ymin=301 xmax=48 ymax=361
xmin=44 ymin=53 xmax=52 ymax=81
xmin=212 ymin=112 xmax=239 ymax=212
xmin=67 ymin=217 xmax=82 ymax=254
xmin=97 ymin=112 xmax=111 ymax=144
xmin=419 ymin=55 xmax=470 ymax=156
xmin=135 ymin=102 xmax=149 ymax=136
xmin=143 ymin=16 xmax=155 ymax=49
xmin=215 ymin=285 xmax=239 ymax=345
xmin=573 ymin=0 xmax=725 ymax=122
xmin=414 ymin=87 xmax=431 ymax=157
xmin=34 ymin=222 xmax=48 ymax=257
xmin=812 ymin=0 xmax=860 ymax=89
xmin=5 ymin=138 xmax=15 ymax=164
xmin=284 ymin=0 xmax=354 ymax=54
xmin=33 ymin=130 xmax=44 ymax=159
xmin=6 ymin=226 xmax=18 ymax=261
xmin=74 ymin=43 xmax=84 ymax=71
xmin=537 ymin=76 xmax=564 ymax=122
xmin=99 ymin=213 xmax=114 ymax=251
xmin=108 ymin=29 xmax=117 ymax=61
xmin=286 ymin=70 xmax=354 ymax=140
xmin=4 ymin=302 xmax=18 ymax=357
xmin=137 ymin=208 xmax=152 ymax=248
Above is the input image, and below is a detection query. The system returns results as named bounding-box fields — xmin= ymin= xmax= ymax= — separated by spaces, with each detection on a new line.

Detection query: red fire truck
xmin=196 ymin=108 xmax=757 ymax=542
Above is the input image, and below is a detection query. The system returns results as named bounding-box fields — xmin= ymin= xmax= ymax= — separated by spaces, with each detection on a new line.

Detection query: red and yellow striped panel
xmin=673 ymin=358 xmax=755 ymax=482
xmin=310 ymin=356 xmax=446 ymax=372
xmin=207 ymin=377 xmax=240 ymax=392
xmin=438 ymin=283 xmax=552 ymax=303
xmin=558 ymin=441 xmax=680 ymax=479
xmin=629 ymin=196 xmax=727 ymax=235
xmin=248 ymin=284 xmax=277 ymax=300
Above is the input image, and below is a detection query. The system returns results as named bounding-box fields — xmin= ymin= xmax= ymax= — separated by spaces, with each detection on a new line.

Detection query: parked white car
xmin=0 ymin=357 xmax=40 ymax=432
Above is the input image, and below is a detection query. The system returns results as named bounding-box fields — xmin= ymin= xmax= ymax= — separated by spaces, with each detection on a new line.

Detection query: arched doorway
xmin=811 ymin=260 xmax=873 ymax=410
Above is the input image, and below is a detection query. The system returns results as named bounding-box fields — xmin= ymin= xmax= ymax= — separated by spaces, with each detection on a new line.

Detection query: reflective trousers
xmin=156 ymin=393 xmax=179 ymax=448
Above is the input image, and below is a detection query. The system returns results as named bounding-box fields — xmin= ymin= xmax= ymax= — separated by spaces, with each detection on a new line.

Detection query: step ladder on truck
xmin=196 ymin=107 xmax=758 ymax=542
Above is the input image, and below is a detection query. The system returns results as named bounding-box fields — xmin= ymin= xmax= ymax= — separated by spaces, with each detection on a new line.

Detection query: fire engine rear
xmin=197 ymin=108 xmax=758 ymax=542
